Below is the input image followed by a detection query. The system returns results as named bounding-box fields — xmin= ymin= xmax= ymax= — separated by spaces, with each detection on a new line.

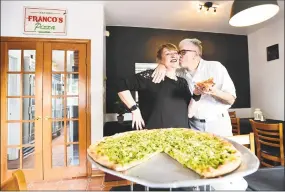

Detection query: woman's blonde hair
xmin=156 ymin=43 xmax=178 ymax=60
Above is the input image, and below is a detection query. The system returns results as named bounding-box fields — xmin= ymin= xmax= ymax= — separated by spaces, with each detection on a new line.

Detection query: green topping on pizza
xmin=91 ymin=128 xmax=239 ymax=171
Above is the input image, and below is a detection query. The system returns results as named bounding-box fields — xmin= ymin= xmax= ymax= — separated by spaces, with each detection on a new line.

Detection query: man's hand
xmin=151 ymin=64 xmax=167 ymax=83
xmin=193 ymin=84 xmax=213 ymax=95
xmin=202 ymin=86 xmax=218 ymax=96
xmin=131 ymin=108 xmax=145 ymax=130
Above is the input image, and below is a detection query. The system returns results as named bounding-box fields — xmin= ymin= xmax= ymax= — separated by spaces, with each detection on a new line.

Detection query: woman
xmin=117 ymin=43 xmax=200 ymax=130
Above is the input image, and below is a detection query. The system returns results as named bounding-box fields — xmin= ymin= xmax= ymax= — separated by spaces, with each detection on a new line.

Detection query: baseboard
xmin=91 ymin=168 xmax=105 ymax=177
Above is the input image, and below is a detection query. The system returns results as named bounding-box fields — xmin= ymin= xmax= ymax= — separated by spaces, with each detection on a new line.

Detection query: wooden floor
xmin=27 ymin=176 xmax=132 ymax=191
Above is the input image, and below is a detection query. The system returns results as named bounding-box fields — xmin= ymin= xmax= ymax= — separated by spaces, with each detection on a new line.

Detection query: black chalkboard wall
xmin=106 ymin=26 xmax=250 ymax=113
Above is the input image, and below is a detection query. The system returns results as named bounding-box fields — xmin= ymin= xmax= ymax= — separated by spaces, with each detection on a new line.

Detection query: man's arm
xmin=151 ymin=64 xmax=185 ymax=83
xmin=207 ymin=87 xmax=236 ymax=105
xmin=204 ymin=64 xmax=236 ymax=105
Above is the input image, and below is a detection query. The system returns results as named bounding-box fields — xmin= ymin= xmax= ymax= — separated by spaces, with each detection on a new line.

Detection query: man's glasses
xmin=178 ymin=50 xmax=197 ymax=56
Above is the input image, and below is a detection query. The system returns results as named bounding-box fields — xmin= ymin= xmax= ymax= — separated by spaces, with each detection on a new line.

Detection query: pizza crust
xmin=197 ymin=136 xmax=242 ymax=178
xmin=201 ymin=150 xmax=242 ymax=178
xmin=88 ymin=147 xmax=162 ymax=172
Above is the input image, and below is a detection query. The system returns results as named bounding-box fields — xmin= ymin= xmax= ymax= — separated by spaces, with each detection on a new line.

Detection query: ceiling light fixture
xmin=198 ymin=2 xmax=218 ymax=14
xmin=229 ymin=0 xmax=280 ymax=27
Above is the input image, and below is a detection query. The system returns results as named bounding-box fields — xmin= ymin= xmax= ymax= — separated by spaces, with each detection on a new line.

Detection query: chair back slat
xmin=257 ymin=129 xmax=279 ymax=136
xmin=258 ymin=134 xmax=280 ymax=142
xmin=229 ymin=111 xmax=236 ymax=118
xmin=261 ymin=161 xmax=274 ymax=167
xmin=259 ymin=140 xmax=280 ymax=147
xmin=231 ymin=118 xmax=238 ymax=123
xmin=261 ymin=152 xmax=281 ymax=162
xmin=232 ymin=128 xmax=239 ymax=134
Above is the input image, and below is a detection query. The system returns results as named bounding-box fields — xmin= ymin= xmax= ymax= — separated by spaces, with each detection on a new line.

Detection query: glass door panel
xmin=42 ymin=42 xmax=86 ymax=180
xmin=1 ymin=41 xmax=43 ymax=181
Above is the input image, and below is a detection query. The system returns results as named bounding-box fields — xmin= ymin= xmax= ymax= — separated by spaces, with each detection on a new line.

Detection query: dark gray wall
xmin=106 ymin=26 xmax=251 ymax=113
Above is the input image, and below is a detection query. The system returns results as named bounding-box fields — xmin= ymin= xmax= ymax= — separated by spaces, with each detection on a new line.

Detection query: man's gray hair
xmin=179 ymin=38 xmax=203 ymax=56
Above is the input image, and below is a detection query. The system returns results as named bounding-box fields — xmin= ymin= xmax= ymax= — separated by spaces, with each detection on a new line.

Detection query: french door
xmin=1 ymin=38 xmax=88 ymax=181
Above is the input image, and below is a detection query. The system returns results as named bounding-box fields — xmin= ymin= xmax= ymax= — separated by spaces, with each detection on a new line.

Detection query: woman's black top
xmin=117 ymin=69 xmax=192 ymax=129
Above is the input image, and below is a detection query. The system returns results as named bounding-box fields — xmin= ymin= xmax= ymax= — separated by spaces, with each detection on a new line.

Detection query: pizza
xmin=87 ymin=128 xmax=242 ymax=178
xmin=196 ymin=77 xmax=215 ymax=91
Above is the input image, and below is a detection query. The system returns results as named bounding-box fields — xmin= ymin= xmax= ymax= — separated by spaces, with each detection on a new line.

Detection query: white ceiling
xmin=104 ymin=1 xmax=284 ymax=35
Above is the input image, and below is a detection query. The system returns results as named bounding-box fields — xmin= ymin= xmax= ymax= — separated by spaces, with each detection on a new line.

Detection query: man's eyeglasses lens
xmin=179 ymin=50 xmax=196 ymax=55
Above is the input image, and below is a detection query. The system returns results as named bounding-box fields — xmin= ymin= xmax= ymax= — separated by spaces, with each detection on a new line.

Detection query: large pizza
xmin=87 ymin=128 xmax=242 ymax=178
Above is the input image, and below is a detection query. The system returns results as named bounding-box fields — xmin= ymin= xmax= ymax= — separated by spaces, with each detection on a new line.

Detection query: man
xmin=151 ymin=38 xmax=236 ymax=137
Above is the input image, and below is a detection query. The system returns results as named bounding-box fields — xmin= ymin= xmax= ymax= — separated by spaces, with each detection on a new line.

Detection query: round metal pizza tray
xmin=88 ymin=138 xmax=260 ymax=188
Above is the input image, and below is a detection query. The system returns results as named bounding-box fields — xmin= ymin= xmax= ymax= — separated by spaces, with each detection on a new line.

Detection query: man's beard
xmin=179 ymin=62 xmax=188 ymax=69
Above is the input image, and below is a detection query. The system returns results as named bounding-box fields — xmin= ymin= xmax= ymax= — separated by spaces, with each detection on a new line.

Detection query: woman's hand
xmin=193 ymin=85 xmax=203 ymax=95
xmin=131 ymin=108 xmax=145 ymax=130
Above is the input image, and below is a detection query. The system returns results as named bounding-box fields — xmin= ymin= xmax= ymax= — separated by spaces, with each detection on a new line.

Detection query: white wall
xmin=248 ymin=18 xmax=284 ymax=121
xmin=1 ymin=1 xmax=105 ymax=143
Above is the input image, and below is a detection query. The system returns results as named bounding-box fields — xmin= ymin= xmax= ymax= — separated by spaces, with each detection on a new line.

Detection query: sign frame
xmin=23 ymin=7 xmax=67 ymax=35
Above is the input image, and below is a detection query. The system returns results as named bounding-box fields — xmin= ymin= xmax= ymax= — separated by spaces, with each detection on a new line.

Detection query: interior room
xmin=1 ymin=0 xmax=284 ymax=191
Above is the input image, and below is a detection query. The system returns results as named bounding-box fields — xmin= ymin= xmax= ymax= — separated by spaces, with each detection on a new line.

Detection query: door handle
xmin=45 ymin=116 xmax=51 ymax=120
xmin=35 ymin=116 xmax=41 ymax=120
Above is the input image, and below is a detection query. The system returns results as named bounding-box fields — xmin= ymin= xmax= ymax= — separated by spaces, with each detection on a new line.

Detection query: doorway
xmin=1 ymin=37 xmax=91 ymax=181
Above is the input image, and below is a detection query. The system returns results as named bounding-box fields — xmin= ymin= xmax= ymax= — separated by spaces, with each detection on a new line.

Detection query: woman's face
xmin=160 ymin=48 xmax=179 ymax=69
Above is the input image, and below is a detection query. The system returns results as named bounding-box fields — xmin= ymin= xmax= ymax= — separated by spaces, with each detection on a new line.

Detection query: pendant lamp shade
xmin=229 ymin=0 xmax=280 ymax=27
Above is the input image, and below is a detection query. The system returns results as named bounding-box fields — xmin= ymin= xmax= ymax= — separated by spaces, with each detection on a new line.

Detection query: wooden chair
xmin=1 ymin=170 xmax=27 ymax=191
xmin=226 ymin=133 xmax=255 ymax=153
xmin=250 ymin=120 xmax=284 ymax=167
xmin=231 ymin=117 xmax=241 ymax=135
xmin=229 ymin=111 xmax=236 ymax=118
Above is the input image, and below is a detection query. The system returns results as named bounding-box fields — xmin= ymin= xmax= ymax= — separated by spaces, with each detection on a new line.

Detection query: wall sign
xmin=24 ymin=7 xmax=67 ymax=35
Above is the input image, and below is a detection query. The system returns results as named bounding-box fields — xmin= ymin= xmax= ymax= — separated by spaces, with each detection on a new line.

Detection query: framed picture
xmin=267 ymin=44 xmax=279 ymax=61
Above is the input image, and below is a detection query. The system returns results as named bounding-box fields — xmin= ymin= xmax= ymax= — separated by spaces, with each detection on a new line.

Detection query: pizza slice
xmin=164 ymin=129 xmax=242 ymax=178
xmin=196 ymin=77 xmax=215 ymax=91
xmin=87 ymin=130 xmax=163 ymax=171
